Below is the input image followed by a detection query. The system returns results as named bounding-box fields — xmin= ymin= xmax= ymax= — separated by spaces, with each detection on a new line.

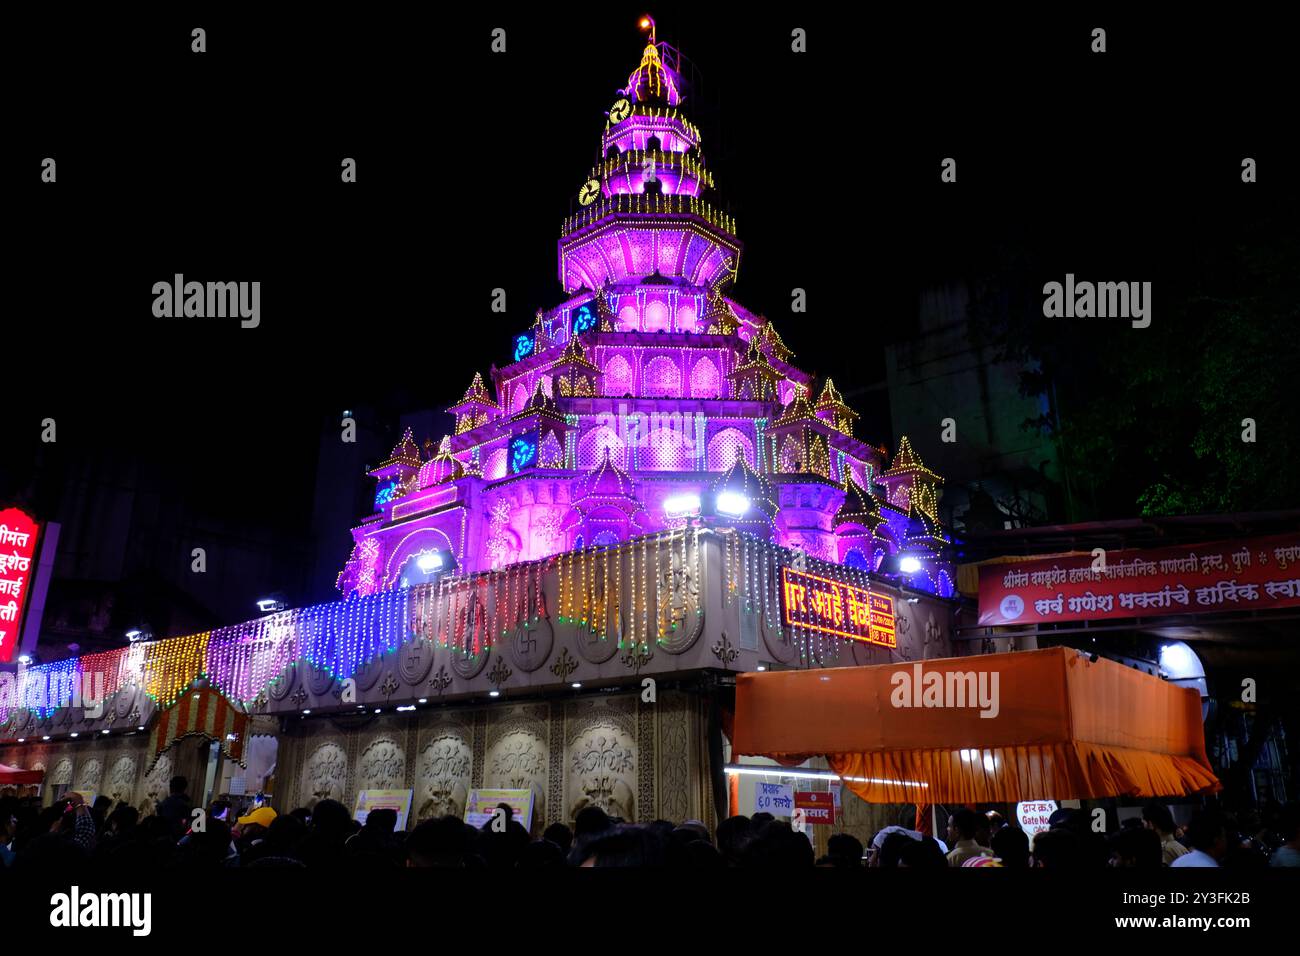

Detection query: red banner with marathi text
xmin=0 ymin=508 xmax=41 ymax=664
xmin=978 ymin=533 xmax=1300 ymax=626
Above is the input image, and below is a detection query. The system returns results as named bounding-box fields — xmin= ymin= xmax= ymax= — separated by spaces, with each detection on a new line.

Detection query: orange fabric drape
xmin=733 ymin=647 xmax=1219 ymax=804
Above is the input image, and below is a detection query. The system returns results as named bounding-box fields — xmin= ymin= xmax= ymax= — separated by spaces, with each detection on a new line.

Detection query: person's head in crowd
xmin=177 ymin=820 xmax=233 ymax=867
xmin=985 ymin=810 xmax=1005 ymax=835
xmin=290 ymin=807 xmax=312 ymax=826
xmin=479 ymin=819 xmax=531 ymax=867
xmin=209 ymin=800 xmax=231 ymax=823
xmin=750 ymin=812 xmax=775 ymax=827
xmin=991 ymin=825 xmax=1030 ymax=867
xmin=716 ymin=815 xmax=753 ymax=865
xmin=233 ymin=806 xmax=277 ymax=843
xmin=263 ymin=812 xmax=306 ymax=852
xmin=1142 ymin=802 xmax=1178 ymax=837
xmin=91 ymin=795 xmax=112 ymax=826
xmin=518 ymin=838 xmax=565 ymax=867
xmin=363 ymin=808 xmax=398 ymax=834
xmin=308 ymin=799 xmax=352 ymax=836
xmin=407 ymin=815 xmax=472 ymax=867
xmin=105 ymin=803 xmax=139 ymax=837
xmin=169 ymin=776 xmax=188 ymax=796
xmin=574 ymin=806 xmax=612 ymax=839
xmin=826 ymin=833 xmax=864 ymax=867
xmin=948 ymin=807 xmax=981 ymax=846
xmin=1108 ymin=826 xmax=1162 ymax=868
xmin=1120 ymin=816 xmax=1144 ymax=830
xmin=543 ymin=822 xmax=573 ymax=853
xmin=1182 ymin=809 xmax=1228 ymax=862
xmin=898 ymin=837 xmax=948 ymax=868
xmin=738 ymin=821 xmax=814 ymax=868
xmin=974 ymin=814 xmax=992 ymax=848
xmin=1031 ymin=828 xmax=1082 ymax=868
xmin=876 ymin=830 xmax=915 ymax=868
xmin=579 ymin=824 xmax=668 ymax=866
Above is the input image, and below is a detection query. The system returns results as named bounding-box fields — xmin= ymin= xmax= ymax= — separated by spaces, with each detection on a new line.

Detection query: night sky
xmin=4 ymin=8 xmax=1295 ymax=537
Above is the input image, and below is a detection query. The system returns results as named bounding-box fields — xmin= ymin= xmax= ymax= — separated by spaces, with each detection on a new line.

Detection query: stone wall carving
xmin=139 ymin=752 xmax=173 ymax=815
xmin=302 ymin=741 xmax=348 ymax=806
xmin=104 ymin=754 xmax=138 ymax=804
xmin=356 ymin=737 xmax=406 ymax=791
xmin=414 ymin=732 xmax=472 ymax=821
xmin=567 ymin=720 xmax=636 ymax=821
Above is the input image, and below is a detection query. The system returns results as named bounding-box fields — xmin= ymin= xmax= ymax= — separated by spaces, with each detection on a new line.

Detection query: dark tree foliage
xmin=968 ymin=198 xmax=1299 ymax=521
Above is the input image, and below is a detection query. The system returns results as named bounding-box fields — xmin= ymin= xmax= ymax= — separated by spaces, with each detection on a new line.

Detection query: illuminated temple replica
xmin=1 ymin=27 xmax=960 ymax=839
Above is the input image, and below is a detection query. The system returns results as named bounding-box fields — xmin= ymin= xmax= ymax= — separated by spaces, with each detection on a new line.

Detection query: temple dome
xmin=835 ymin=476 xmax=884 ymax=530
xmin=710 ymin=454 xmax=777 ymax=516
xmin=574 ymin=448 xmax=636 ymax=501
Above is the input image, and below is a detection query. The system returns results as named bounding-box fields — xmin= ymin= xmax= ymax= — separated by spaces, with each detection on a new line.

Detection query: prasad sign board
xmin=780 ymin=566 xmax=895 ymax=647
xmin=0 ymin=508 xmax=40 ymax=665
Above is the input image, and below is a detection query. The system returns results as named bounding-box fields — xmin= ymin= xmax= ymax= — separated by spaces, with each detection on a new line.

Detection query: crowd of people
xmin=3 ymin=775 xmax=1298 ymax=870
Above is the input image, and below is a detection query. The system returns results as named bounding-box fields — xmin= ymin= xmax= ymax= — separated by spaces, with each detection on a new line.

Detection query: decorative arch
xmin=644 ymin=300 xmax=671 ymax=332
xmin=706 ymin=427 xmax=754 ymax=470
xmin=644 ymin=424 xmax=690 ymax=470
xmin=617 ymin=305 xmax=639 ymax=331
xmin=483 ymin=446 xmax=509 ymax=480
xmin=642 ymin=355 xmax=681 ymax=397
xmin=383 ymin=526 xmax=456 ymax=588
xmin=602 ymin=354 xmax=633 ymax=396
xmin=690 ymin=357 xmax=721 ymax=398
xmin=577 ymin=425 xmax=627 ymax=469
xmin=778 ymin=434 xmax=804 ymax=472
xmin=538 ymin=431 xmax=563 ymax=467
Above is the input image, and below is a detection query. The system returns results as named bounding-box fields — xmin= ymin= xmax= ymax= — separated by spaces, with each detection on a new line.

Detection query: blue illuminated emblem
xmin=510 ymin=436 xmax=537 ymax=473
xmin=374 ymin=480 xmax=399 ymax=507
xmin=572 ymin=303 xmax=596 ymax=334
xmin=514 ymin=334 xmax=534 ymax=361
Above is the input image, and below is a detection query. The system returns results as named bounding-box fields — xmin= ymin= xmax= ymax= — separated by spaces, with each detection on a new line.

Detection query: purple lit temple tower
xmin=338 ymin=32 xmax=954 ymax=598
xmin=1 ymin=25 xmax=967 ymax=837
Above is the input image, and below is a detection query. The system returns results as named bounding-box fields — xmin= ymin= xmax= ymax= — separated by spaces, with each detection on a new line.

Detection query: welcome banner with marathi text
xmin=978 ymin=533 xmax=1300 ymax=626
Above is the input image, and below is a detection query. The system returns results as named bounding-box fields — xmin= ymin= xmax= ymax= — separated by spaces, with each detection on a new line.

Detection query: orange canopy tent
xmin=0 ymin=763 xmax=44 ymax=786
xmin=733 ymin=646 xmax=1219 ymax=804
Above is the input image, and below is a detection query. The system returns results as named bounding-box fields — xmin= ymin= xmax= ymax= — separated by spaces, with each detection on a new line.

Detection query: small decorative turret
xmin=814 ymin=378 xmax=859 ymax=437
xmin=447 ymin=372 xmax=501 ymax=435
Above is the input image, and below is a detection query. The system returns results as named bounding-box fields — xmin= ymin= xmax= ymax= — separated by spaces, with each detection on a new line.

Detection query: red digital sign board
xmin=0 ymin=508 xmax=40 ymax=664
xmin=780 ymin=567 xmax=896 ymax=647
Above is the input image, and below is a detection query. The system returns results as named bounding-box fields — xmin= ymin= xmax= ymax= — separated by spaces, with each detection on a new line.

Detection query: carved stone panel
xmin=414 ymin=733 xmax=472 ymax=822
xmin=139 ymin=753 xmax=172 ymax=815
xmin=356 ymin=737 xmax=406 ymax=791
xmin=49 ymin=757 xmax=73 ymax=787
xmin=302 ymin=741 xmax=348 ymax=806
xmin=74 ymin=757 xmax=103 ymax=792
xmin=568 ymin=720 xmax=637 ymax=822
xmin=104 ymin=755 xmax=138 ymax=804
xmin=483 ymin=718 xmax=548 ymax=827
